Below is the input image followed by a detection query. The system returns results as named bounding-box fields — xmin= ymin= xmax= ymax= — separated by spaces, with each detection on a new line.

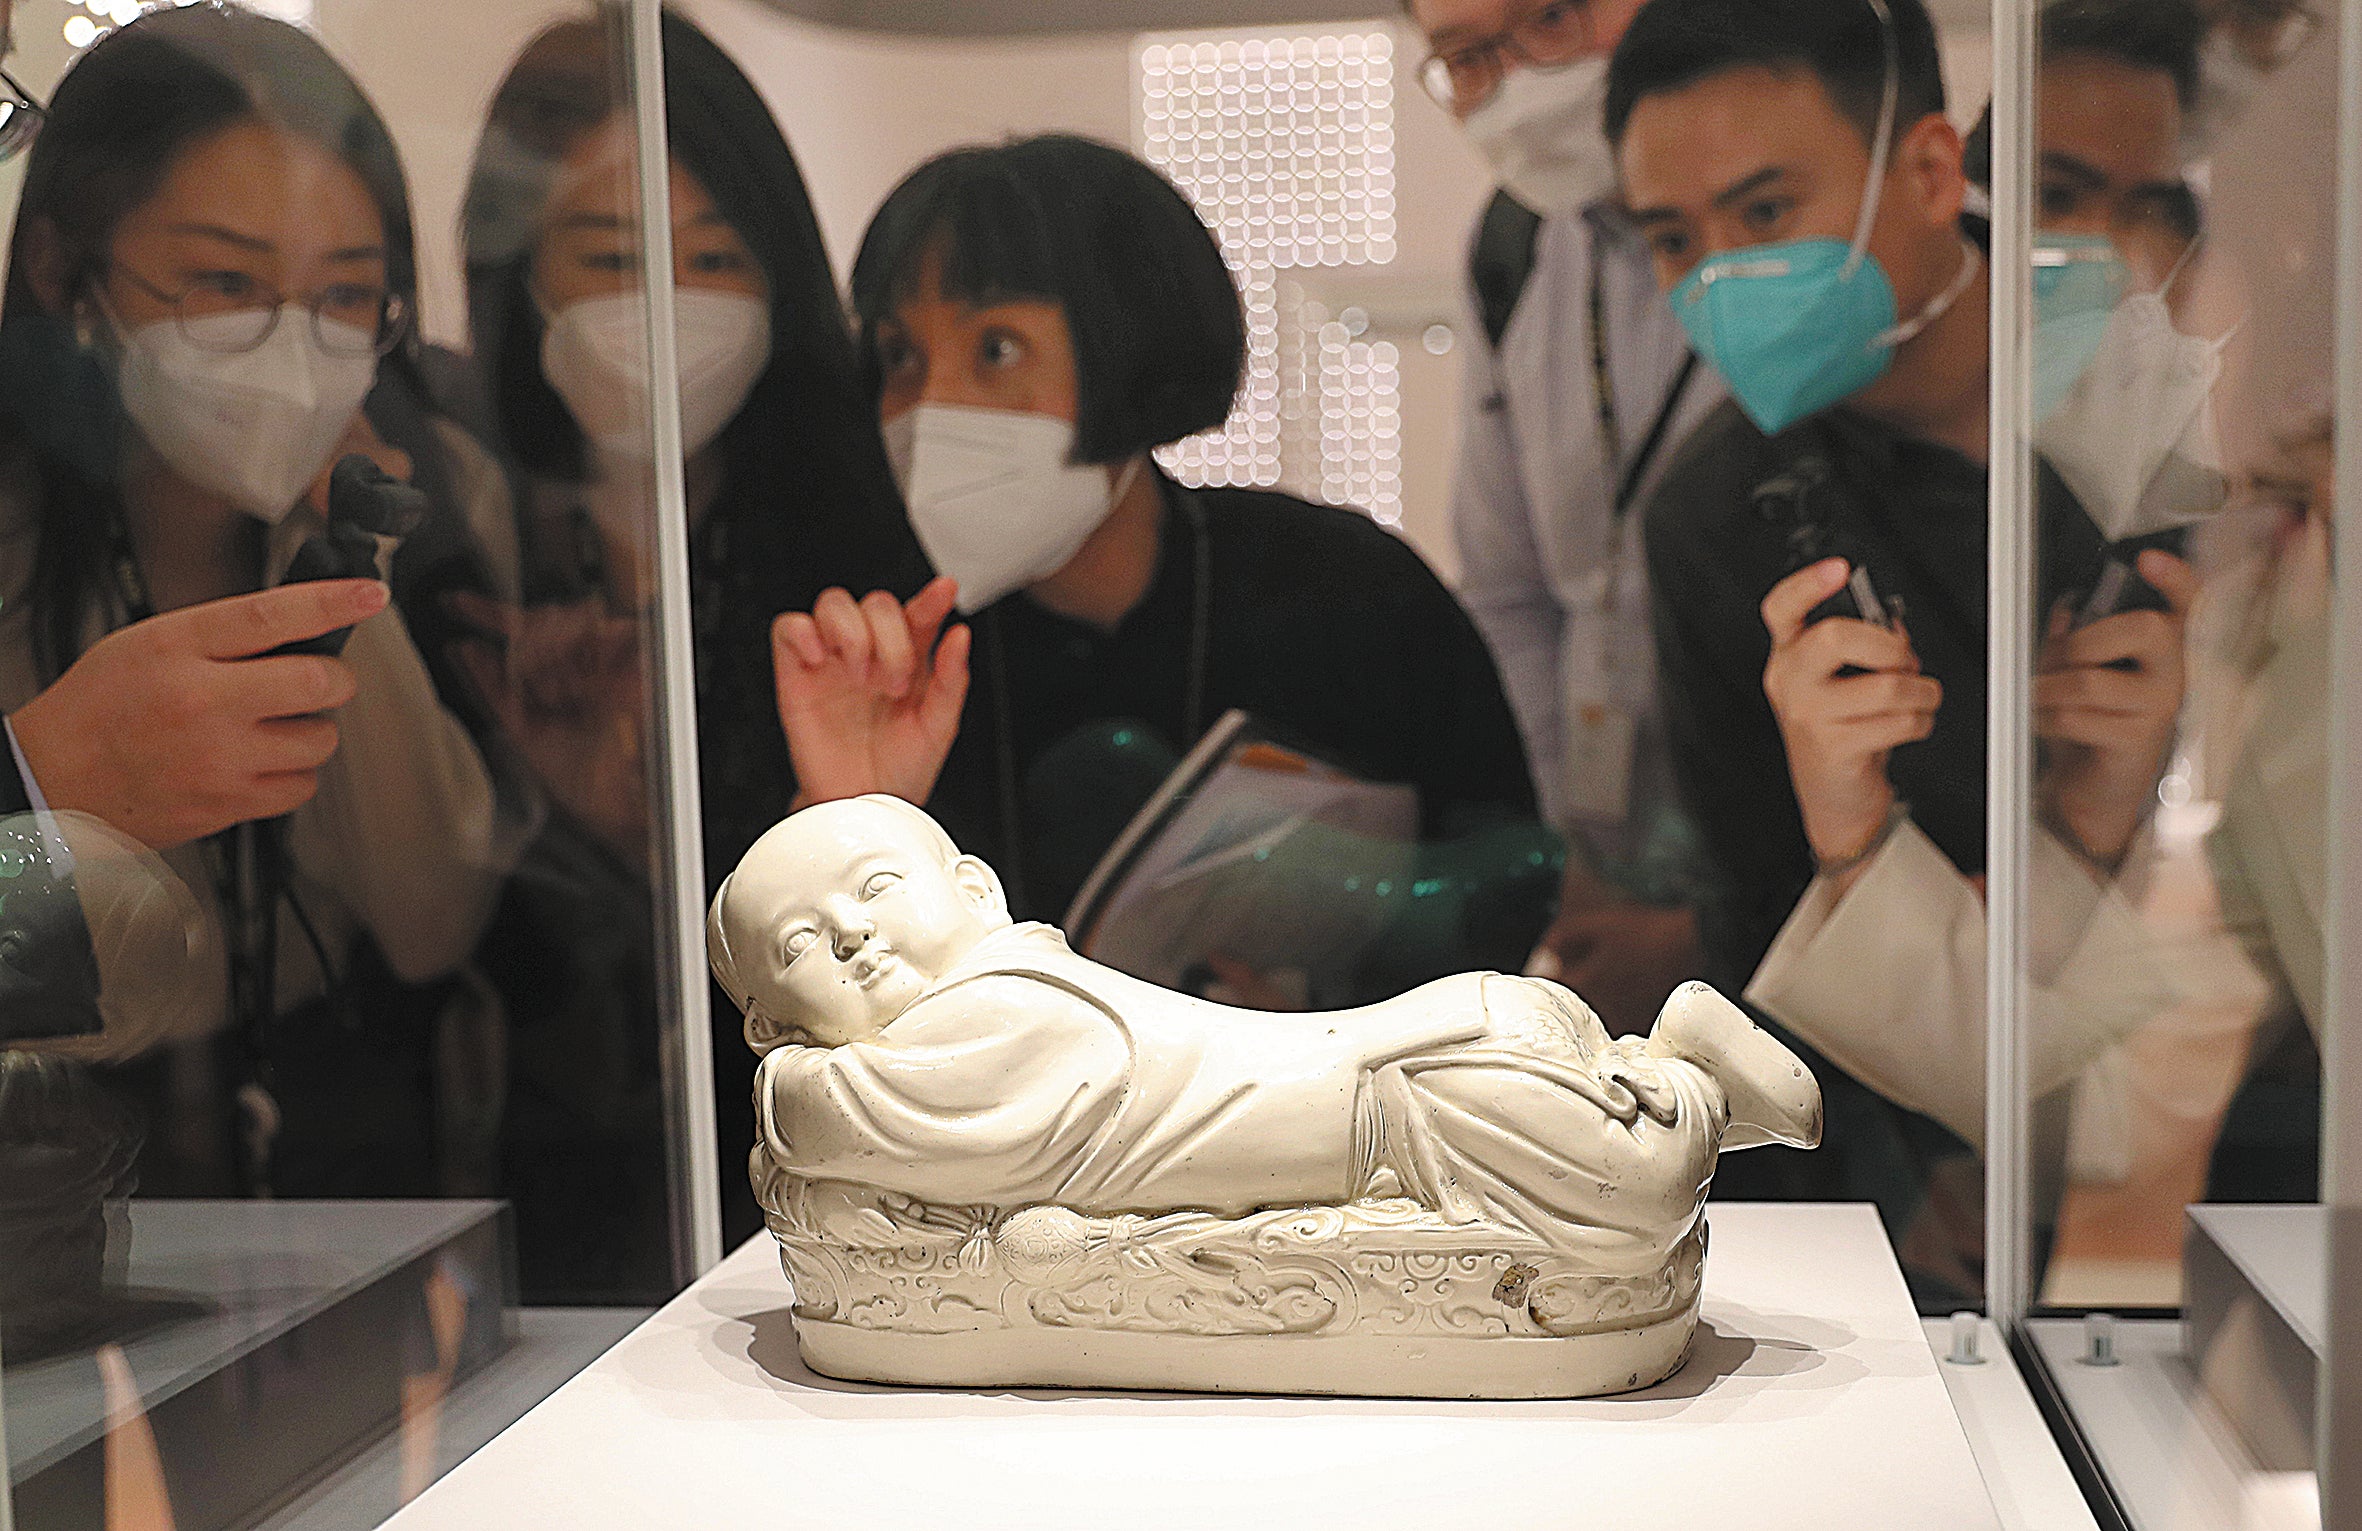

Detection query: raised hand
xmin=772 ymin=575 xmax=972 ymax=809
xmin=2035 ymin=548 xmax=2194 ymax=869
xmin=448 ymin=590 xmax=649 ymax=863
xmin=10 ymin=579 xmax=387 ymax=850
xmin=1760 ymin=557 xmax=1942 ymax=890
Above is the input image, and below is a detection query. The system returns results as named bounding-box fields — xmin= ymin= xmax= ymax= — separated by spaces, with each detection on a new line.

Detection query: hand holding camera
xmin=1759 ymin=556 xmax=1941 ymax=889
xmin=2035 ymin=547 xmax=2194 ymax=869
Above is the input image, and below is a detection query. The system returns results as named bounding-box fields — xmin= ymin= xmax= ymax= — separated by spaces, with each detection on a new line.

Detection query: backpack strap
xmin=1469 ymin=189 xmax=1545 ymax=350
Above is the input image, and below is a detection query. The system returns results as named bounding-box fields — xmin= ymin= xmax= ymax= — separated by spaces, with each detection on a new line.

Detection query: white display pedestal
xmin=386 ymin=1204 xmax=2012 ymax=1530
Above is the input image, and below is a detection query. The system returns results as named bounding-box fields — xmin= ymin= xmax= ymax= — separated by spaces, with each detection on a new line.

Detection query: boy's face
xmin=725 ymin=805 xmax=1005 ymax=1047
xmin=1618 ymin=65 xmax=1962 ymax=315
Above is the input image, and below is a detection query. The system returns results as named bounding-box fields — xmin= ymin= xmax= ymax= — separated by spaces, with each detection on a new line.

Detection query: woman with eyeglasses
xmin=0 ymin=5 xmax=524 ymax=1200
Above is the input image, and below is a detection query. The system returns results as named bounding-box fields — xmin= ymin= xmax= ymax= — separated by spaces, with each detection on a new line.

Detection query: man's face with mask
xmin=1620 ymin=66 xmax=1965 ymax=317
xmin=2038 ymin=48 xmax=2192 ymax=287
xmin=1408 ymin=0 xmax=1651 ymax=118
xmin=1409 ymin=0 xmax=1653 ymax=214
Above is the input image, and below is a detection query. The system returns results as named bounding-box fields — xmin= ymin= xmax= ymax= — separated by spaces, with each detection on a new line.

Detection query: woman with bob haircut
xmin=777 ymin=133 xmax=1536 ymax=941
xmin=457 ymin=8 xmax=923 ymax=1277
xmin=0 ymin=3 xmax=523 ymax=1198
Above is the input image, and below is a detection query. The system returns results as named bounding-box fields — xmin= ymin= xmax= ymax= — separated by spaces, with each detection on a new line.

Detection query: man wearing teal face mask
xmin=1603 ymin=0 xmax=2195 ymax=1300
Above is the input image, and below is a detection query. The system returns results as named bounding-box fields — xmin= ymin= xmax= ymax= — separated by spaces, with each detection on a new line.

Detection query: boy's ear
xmin=949 ymin=854 xmax=1010 ymax=921
xmin=745 ymin=1005 xmax=803 ymax=1055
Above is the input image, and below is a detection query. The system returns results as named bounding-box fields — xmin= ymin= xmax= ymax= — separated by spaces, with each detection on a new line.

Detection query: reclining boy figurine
xmin=709 ymin=795 xmax=1821 ymax=1397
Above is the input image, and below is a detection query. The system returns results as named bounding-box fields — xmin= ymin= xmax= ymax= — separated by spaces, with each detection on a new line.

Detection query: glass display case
xmin=1986 ymin=0 xmax=2353 ymax=1523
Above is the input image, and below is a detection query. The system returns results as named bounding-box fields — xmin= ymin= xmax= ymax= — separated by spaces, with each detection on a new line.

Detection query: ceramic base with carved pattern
xmin=708 ymin=796 xmax=1821 ymax=1400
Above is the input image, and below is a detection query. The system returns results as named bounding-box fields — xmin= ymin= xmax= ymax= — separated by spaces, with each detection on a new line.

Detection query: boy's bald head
xmin=709 ymin=796 xmax=1010 ymax=1051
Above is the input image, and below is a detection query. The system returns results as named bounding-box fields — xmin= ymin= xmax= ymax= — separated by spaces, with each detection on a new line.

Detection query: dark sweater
xmin=929 ymin=473 xmax=1539 ymax=925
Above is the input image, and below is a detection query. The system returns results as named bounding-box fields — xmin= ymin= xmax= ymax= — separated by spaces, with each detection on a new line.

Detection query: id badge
xmin=1563 ymin=699 xmax=1637 ymax=825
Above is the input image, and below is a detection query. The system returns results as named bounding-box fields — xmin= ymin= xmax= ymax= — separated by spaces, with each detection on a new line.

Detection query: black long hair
xmin=461 ymin=6 xmax=923 ymax=876
xmin=0 ymin=2 xmax=426 ymax=684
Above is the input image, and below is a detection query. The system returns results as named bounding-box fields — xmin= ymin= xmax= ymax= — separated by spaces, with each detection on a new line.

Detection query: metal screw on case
xmin=2081 ymin=1311 xmax=2120 ymax=1367
xmin=1945 ymin=1310 xmax=1985 ymax=1366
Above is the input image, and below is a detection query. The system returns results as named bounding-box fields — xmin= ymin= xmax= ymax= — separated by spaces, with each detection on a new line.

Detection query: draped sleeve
xmin=755 ymin=975 xmax=1130 ymax=1207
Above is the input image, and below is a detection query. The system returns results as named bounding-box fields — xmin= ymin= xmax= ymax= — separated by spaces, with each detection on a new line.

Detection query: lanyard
xmin=1586 ymin=255 xmax=1702 ymax=520
xmin=985 ymin=486 xmax=1212 ymax=915
xmin=108 ymin=514 xmax=291 ymax=1190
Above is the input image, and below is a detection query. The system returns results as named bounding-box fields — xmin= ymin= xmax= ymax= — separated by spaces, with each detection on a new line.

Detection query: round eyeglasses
xmin=108 ymin=265 xmax=411 ymax=358
xmin=0 ymin=69 xmax=44 ymax=164
xmin=1416 ymin=0 xmax=1598 ymax=116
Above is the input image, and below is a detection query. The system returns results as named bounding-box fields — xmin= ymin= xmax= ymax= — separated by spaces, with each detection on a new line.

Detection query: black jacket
xmin=929 ymin=473 xmax=1539 ymax=926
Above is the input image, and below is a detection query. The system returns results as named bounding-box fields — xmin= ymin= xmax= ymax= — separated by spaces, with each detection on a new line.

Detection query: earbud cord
xmin=1840 ymin=0 xmax=1902 ymax=280
xmin=1873 ymin=237 xmax=1982 ymax=349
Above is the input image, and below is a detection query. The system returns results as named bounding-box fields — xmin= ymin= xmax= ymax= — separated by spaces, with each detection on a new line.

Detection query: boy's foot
xmin=1646 ymin=982 xmax=1823 ymax=1151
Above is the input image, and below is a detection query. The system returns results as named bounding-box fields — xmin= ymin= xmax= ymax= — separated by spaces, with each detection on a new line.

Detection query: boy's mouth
xmin=849 ymin=949 xmax=897 ymax=988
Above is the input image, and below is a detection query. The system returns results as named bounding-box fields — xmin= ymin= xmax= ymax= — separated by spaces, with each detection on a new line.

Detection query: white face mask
xmin=884 ymin=403 xmax=1136 ymax=614
xmin=1460 ymin=57 xmax=1614 ymax=217
xmin=2034 ymin=290 xmax=2230 ymax=542
xmin=113 ymin=306 xmax=379 ymax=524
xmin=541 ymin=289 xmax=771 ymax=463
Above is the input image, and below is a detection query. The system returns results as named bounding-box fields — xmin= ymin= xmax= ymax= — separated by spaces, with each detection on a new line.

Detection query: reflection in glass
xmin=0 ymin=5 xmax=551 ymax=1522
xmin=2020 ymin=0 xmax=2327 ymax=1309
xmin=454 ymin=7 xmax=921 ymax=1277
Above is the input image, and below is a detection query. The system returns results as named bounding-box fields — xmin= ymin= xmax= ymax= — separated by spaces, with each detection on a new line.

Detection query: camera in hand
xmin=1750 ymin=455 xmax=1903 ymax=632
xmin=269 ymin=453 xmax=429 ymax=658
xmin=2069 ymin=531 xmax=2184 ymax=628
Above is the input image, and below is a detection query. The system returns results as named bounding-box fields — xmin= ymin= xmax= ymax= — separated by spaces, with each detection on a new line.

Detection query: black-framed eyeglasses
xmin=108 ymin=265 xmax=411 ymax=358
xmin=1416 ymin=0 xmax=1597 ymax=116
xmin=0 ymin=69 xmax=44 ymax=164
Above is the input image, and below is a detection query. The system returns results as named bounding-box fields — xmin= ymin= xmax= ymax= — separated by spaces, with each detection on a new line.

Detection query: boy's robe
xmin=758 ymin=923 xmax=1723 ymax=1272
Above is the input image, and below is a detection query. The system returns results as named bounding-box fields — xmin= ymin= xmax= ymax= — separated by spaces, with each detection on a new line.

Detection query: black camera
xmin=268 ymin=454 xmax=429 ymax=658
xmin=1750 ymin=456 xmax=1902 ymax=631
xmin=2069 ymin=535 xmax=2182 ymax=628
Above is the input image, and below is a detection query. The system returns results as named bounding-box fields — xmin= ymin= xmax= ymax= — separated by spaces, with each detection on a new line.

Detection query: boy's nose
xmin=825 ymin=899 xmax=873 ymax=960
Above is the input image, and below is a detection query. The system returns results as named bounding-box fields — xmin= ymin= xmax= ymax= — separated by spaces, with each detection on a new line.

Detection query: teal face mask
xmin=1672 ymin=238 xmax=1904 ymax=436
xmin=1665 ymin=0 xmax=1976 ymax=436
xmin=2030 ymin=233 xmax=2130 ymax=420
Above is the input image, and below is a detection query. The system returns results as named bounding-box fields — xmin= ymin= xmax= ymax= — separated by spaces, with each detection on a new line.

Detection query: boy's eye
xmin=1739 ymin=197 xmax=1790 ymax=234
xmin=782 ymin=926 xmax=816 ymax=962
xmin=860 ymin=870 xmax=901 ymax=899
